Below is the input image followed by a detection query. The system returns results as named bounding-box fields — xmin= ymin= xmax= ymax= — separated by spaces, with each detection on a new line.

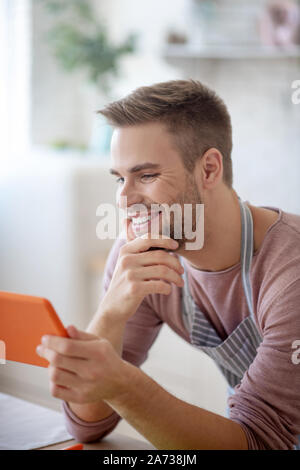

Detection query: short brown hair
xmin=98 ymin=79 xmax=233 ymax=188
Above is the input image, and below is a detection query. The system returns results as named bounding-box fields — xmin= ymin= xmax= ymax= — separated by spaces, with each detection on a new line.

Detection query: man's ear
xmin=197 ymin=148 xmax=223 ymax=189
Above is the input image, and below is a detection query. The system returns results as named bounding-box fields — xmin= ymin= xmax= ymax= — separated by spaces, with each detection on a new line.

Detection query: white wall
xmin=31 ymin=2 xmax=101 ymax=148
xmin=31 ymin=0 xmax=187 ymax=147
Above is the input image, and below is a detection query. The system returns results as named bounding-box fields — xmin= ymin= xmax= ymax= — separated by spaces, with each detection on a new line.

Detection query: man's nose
xmin=116 ymin=181 xmax=141 ymax=211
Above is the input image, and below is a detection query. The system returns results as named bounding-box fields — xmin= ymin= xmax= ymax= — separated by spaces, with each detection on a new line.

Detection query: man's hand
xmin=36 ymin=325 xmax=129 ymax=405
xmin=99 ymin=234 xmax=184 ymax=323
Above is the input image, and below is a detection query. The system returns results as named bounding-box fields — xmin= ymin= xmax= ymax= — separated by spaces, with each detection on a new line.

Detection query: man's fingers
xmin=39 ymin=335 xmax=92 ymax=359
xmin=66 ymin=325 xmax=99 ymax=341
xmin=36 ymin=345 xmax=87 ymax=373
xmin=123 ymin=218 xmax=136 ymax=242
xmin=134 ymin=251 xmax=184 ymax=275
xmin=49 ymin=383 xmax=81 ymax=403
xmin=134 ymin=265 xmax=184 ymax=288
xmin=122 ymin=234 xmax=178 ymax=254
xmin=48 ymin=365 xmax=79 ymax=388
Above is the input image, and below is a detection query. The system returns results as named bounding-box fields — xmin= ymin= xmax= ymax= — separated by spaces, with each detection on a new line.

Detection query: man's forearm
xmin=106 ymin=361 xmax=249 ymax=450
xmin=68 ymin=308 xmax=127 ymax=422
xmin=86 ymin=306 xmax=126 ymax=356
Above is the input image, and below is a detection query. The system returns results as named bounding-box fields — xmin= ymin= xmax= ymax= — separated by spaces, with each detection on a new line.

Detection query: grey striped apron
xmin=180 ymin=196 xmax=300 ymax=449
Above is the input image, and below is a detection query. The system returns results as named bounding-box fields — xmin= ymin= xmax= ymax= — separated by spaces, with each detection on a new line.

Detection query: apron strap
xmin=238 ymin=197 xmax=256 ymax=322
xmin=180 ymin=196 xmax=257 ymax=323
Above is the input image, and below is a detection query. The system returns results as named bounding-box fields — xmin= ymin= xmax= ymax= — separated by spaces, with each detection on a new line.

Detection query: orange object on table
xmin=62 ymin=443 xmax=84 ymax=450
xmin=0 ymin=291 xmax=68 ymax=368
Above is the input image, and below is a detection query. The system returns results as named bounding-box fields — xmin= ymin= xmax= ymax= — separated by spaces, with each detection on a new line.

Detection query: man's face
xmin=110 ymin=122 xmax=203 ymax=249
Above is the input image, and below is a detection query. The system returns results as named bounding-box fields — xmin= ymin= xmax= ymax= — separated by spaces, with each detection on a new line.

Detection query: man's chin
xmin=126 ymin=218 xmax=186 ymax=249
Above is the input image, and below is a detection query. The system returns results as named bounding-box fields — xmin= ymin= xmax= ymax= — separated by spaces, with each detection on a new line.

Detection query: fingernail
xmin=41 ymin=336 xmax=47 ymax=345
xmin=171 ymin=240 xmax=179 ymax=248
xmin=36 ymin=345 xmax=42 ymax=356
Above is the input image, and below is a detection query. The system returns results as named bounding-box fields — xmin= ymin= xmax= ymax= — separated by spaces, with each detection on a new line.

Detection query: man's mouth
xmin=129 ymin=210 xmax=162 ymax=236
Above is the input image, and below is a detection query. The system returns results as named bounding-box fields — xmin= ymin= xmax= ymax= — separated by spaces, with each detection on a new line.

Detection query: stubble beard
xmin=160 ymin=172 xmax=203 ymax=250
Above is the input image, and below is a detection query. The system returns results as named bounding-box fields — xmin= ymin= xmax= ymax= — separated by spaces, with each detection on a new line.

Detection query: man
xmin=36 ymin=80 xmax=300 ymax=449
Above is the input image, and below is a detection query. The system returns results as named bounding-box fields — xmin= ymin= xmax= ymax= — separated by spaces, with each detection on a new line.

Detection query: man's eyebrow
xmin=109 ymin=162 xmax=161 ymax=176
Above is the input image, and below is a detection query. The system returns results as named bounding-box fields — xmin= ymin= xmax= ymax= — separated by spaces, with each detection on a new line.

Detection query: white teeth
xmin=132 ymin=215 xmax=151 ymax=225
xmin=131 ymin=212 xmax=160 ymax=225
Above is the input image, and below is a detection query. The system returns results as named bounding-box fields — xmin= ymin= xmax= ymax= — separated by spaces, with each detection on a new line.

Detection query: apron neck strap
xmin=238 ymin=196 xmax=255 ymax=320
xmin=180 ymin=195 xmax=256 ymax=321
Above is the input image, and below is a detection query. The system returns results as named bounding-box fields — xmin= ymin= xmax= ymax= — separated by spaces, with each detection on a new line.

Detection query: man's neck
xmin=179 ymin=189 xmax=280 ymax=273
xmin=179 ymin=188 xmax=242 ymax=272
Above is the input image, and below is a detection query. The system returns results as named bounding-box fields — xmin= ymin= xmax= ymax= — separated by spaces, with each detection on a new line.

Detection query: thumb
xmin=66 ymin=325 xmax=98 ymax=341
xmin=123 ymin=217 xmax=135 ymax=242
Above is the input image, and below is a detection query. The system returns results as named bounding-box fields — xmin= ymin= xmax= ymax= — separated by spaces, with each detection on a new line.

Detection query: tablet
xmin=0 ymin=291 xmax=68 ymax=368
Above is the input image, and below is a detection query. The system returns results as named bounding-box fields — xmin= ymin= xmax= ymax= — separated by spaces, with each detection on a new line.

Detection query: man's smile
xmin=128 ymin=209 xmax=163 ymax=237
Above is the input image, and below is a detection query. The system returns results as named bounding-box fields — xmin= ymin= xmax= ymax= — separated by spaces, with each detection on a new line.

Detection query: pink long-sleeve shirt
xmin=61 ymin=204 xmax=300 ymax=449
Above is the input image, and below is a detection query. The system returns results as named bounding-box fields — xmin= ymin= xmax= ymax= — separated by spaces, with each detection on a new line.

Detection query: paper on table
xmin=0 ymin=392 xmax=72 ymax=450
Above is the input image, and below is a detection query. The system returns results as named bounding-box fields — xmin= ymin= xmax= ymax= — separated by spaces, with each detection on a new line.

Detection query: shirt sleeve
xmin=61 ymin=236 xmax=164 ymax=443
xmin=228 ymin=278 xmax=300 ymax=450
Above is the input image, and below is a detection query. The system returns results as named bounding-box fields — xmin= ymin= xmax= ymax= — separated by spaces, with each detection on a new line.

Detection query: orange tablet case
xmin=0 ymin=291 xmax=68 ymax=367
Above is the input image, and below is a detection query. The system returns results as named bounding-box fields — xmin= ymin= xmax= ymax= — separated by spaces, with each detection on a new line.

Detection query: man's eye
xmin=115 ymin=173 xmax=159 ymax=184
xmin=141 ymin=173 xmax=159 ymax=181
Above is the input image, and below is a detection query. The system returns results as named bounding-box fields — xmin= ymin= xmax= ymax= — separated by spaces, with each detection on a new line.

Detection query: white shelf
xmin=163 ymin=44 xmax=300 ymax=60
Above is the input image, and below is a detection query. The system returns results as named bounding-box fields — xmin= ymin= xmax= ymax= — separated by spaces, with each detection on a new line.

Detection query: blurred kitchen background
xmin=0 ymin=0 xmax=299 ymax=443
